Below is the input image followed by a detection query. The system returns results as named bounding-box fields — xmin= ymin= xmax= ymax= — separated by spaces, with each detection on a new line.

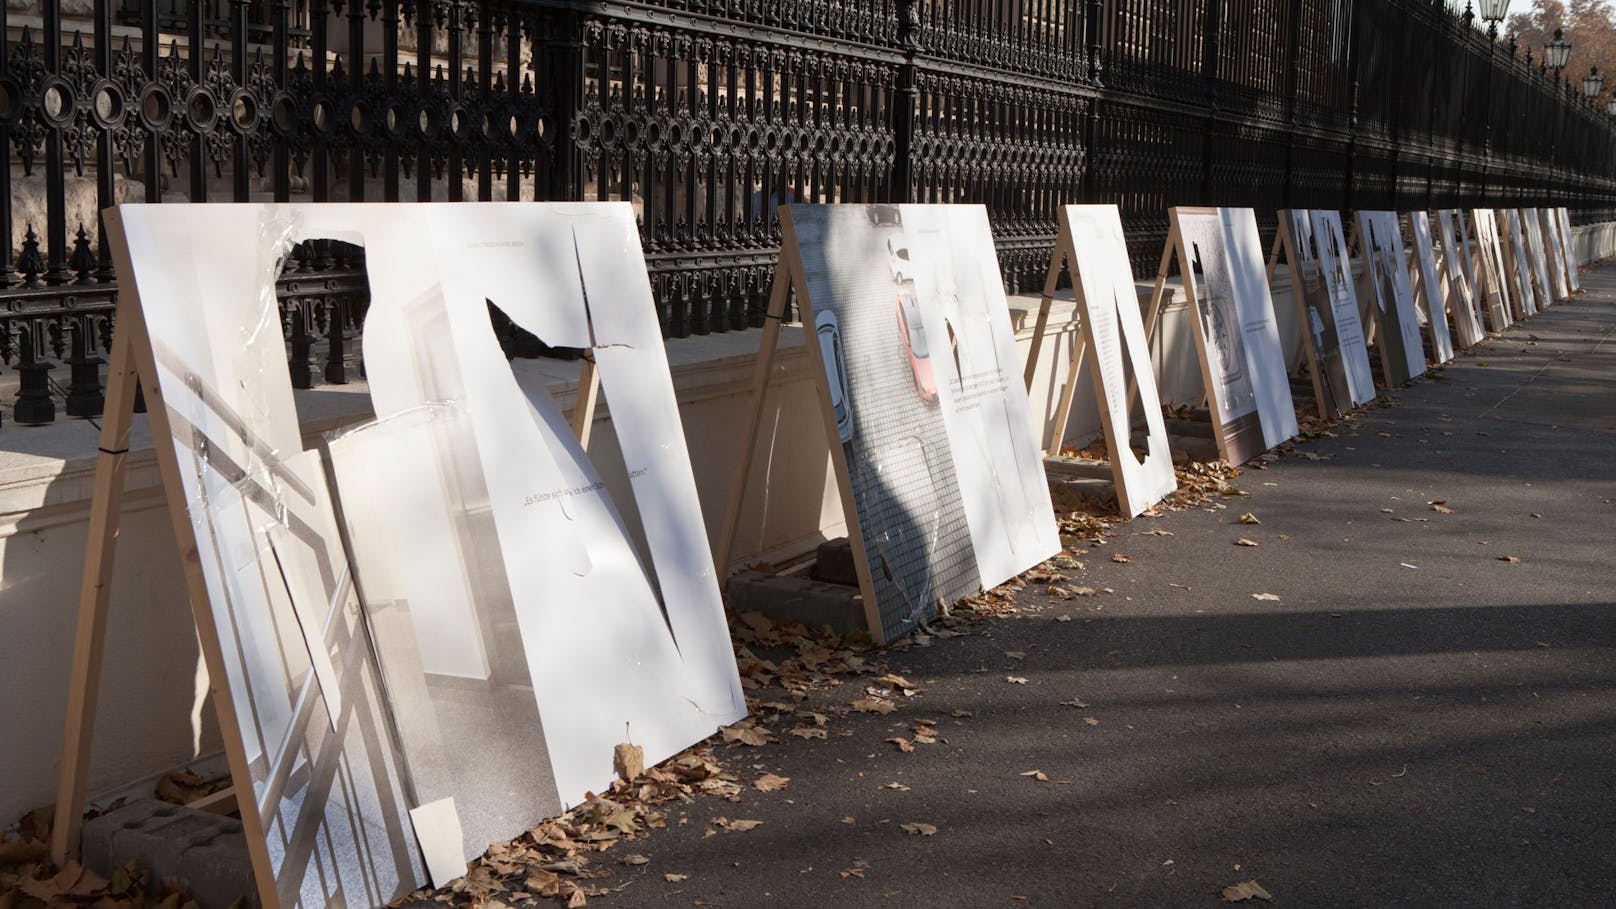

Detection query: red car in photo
xmin=894 ymin=288 xmax=938 ymax=404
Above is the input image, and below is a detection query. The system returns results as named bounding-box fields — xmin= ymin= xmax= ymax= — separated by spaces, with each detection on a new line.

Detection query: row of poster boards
xmin=51 ymin=201 xmax=1580 ymax=909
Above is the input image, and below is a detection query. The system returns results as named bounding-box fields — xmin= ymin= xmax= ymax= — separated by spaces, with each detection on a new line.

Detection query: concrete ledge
xmin=725 ymin=570 xmax=865 ymax=637
xmin=81 ymin=799 xmax=256 ymax=909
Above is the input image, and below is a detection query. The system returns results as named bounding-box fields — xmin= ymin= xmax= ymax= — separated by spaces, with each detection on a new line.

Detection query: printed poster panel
xmin=1357 ymin=211 xmax=1426 ymax=386
xmin=1521 ymin=208 xmax=1556 ymax=310
xmin=1060 ymin=204 xmax=1177 ymax=517
xmin=1470 ymin=209 xmax=1514 ymax=331
xmin=1406 ymin=212 xmax=1455 ymax=364
xmin=1501 ymin=209 xmax=1538 ymax=318
xmin=1171 ymin=207 xmax=1296 ymax=463
xmin=107 ymin=203 xmax=747 ymax=904
xmin=785 ymin=204 xmax=1060 ymax=643
xmin=1280 ymin=209 xmax=1376 ymax=418
xmin=1223 ymin=208 xmax=1300 ymax=447
xmin=1436 ymin=209 xmax=1486 ymax=347
xmin=1536 ymin=207 xmax=1570 ymax=301
xmin=1557 ymin=207 xmax=1582 ymax=292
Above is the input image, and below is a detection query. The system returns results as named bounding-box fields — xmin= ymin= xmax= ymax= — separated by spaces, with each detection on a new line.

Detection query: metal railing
xmin=1 ymin=0 xmax=1612 ymax=426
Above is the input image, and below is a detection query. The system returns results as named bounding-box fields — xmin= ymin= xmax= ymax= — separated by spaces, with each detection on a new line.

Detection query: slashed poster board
xmin=1470 ymin=208 xmax=1514 ymax=331
xmin=1520 ymin=208 xmax=1557 ymax=310
xmin=1273 ymin=209 xmax=1376 ymax=418
xmin=1435 ymin=209 xmax=1486 ymax=347
xmin=1535 ymin=207 xmax=1570 ymax=302
xmin=1405 ymin=212 xmax=1455 ymax=365
xmin=1156 ymin=207 xmax=1297 ymax=464
xmin=1024 ymin=204 xmax=1177 ymax=518
xmin=1556 ymin=207 xmax=1583 ymax=293
xmin=721 ymin=204 xmax=1059 ymax=644
xmin=1499 ymin=209 xmax=1539 ymax=319
xmin=56 ymin=203 xmax=746 ymax=906
xmin=1355 ymin=211 xmax=1426 ymax=386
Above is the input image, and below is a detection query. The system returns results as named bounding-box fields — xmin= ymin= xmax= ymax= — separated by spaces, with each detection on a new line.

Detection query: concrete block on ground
xmin=1049 ymin=476 xmax=1117 ymax=512
xmin=80 ymin=798 xmax=257 ymax=909
xmin=726 ymin=569 xmax=865 ymax=636
xmin=812 ymin=538 xmax=859 ymax=586
xmin=1043 ymin=456 xmax=1115 ymax=481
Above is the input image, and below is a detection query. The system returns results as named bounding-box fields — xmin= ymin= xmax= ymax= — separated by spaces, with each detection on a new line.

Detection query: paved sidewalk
xmin=568 ymin=272 xmax=1616 ymax=907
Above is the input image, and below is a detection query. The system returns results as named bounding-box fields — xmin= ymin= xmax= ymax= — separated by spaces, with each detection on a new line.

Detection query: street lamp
xmin=1478 ymin=0 xmax=1510 ymax=37
xmin=1584 ymin=66 xmax=1603 ymax=99
xmin=1606 ymin=96 xmax=1616 ymax=117
xmin=1546 ymin=28 xmax=1571 ymax=71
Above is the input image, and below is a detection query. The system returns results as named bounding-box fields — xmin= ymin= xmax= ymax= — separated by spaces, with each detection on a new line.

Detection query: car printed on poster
xmin=894 ymin=288 xmax=939 ymax=404
xmin=888 ymin=236 xmax=914 ymax=284
xmin=816 ymin=309 xmax=855 ymax=443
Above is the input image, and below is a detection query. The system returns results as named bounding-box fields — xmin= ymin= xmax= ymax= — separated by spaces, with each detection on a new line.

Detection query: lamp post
xmin=1584 ymin=66 xmax=1604 ymax=100
xmin=1479 ymin=0 xmax=1510 ymax=39
xmin=1546 ymin=28 xmax=1571 ymax=73
xmin=1606 ymin=96 xmax=1616 ymax=117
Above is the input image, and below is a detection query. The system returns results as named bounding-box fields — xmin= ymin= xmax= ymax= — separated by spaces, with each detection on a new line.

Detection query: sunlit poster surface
xmin=1470 ymin=209 xmax=1514 ymax=331
xmin=1280 ymin=209 xmax=1376 ymax=418
xmin=107 ymin=203 xmax=747 ymax=903
xmin=1406 ymin=212 xmax=1455 ymax=364
xmin=1171 ymin=207 xmax=1296 ymax=463
xmin=785 ymin=204 xmax=1060 ymax=643
xmin=1356 ymin=211 xmax=1426 ymax=386
xmin=1435 ymin=210 xmax=1485 ymax=347
xmin=1060 ymin=204 xmax=1177 ymax=517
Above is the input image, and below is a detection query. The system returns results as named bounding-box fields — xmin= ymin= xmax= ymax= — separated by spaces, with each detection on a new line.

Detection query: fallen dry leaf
xmin=614 ymin=742 xmax=645 ymax=781
xmin=716 ymin=818 xmax=763 ymax=832
xmin=1430 ymin=501 xmax=1455 ymax=514
xmin=852 ymin=697 xmax=898 ymax=715
xmin=1111 ymin=553 xmax=1132 ymax=563
xmin=900 ymin=822 xmax=938 ymax=836
xmin=1239 ymin=513 xmax=1262 ymax=525
xmin=720 ymin=722 xmax=770 ymax=747
xmin=664 ymin=873 xmax=689 ymax=883
xmin=788 ymin=726 xmax=828 ymax=739
xmin=1006 ymin=676 xmax=1029 ymax=685
xmin=620 ymin=853 xmax=650 ymax=866
xmin=1020 ymin=770 xmax=1050 ymax=782
xmin=1252 ymin=593 xmax=1281 ymax=601
xmin=887 ymin=737 xmax=915 ymax=753
xmin=1234 ymin=538 xmax=1259 ymax=547
xmin=1498 ymin=555 xmax=1521 ymax=563
xmin=753 ymin=773 xmax=790 ymax=792
xmin=568 ymin=889 xmax=588 ymax=908
xmin=1083 ymin=717 xmax=1100 ymax=726
xmin=950 ymin=709 xmax=973 ymax=718
xmin=1055 ymin=614 xmax=1073 ymax=622
xmin=1221 ymin=879 xmax=1273 ymax=901
xmin=882 ymin=781 xmax=911 ymax=791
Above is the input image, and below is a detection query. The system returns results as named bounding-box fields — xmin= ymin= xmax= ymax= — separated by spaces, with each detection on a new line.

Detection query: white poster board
xmin=1500 ymin=209 xmax=1538 ymax=318
xmin=1169 ymin=207 xmax=1297 ymax=462
xmin=1520 ymin=208 xmax=1556 ymax=310
xmin=90 ymin=203 xmax=746 ymax=905
xmin=1406 ymin=212 xmax=1454 ymax=364
xmin=1274 ymin=208 xmax=1376 ymax=418
xmin=1470 ymin=208 xmax=1513 ymax=331
xmin=763 ymin=204 xmax=1059 ymax=643
xmin=1557 ymin=207 xmax=1582 ymax=292
xmin=1356 ymin=211 xmax=1426 ymax=385
xmin=1052 ymin=204 xmax=1177 ymax=517
xmin=1435 ymin=209 xmax=1485 ymax=347
xmin=1536 ymin=207 xmax=1570 ymax=302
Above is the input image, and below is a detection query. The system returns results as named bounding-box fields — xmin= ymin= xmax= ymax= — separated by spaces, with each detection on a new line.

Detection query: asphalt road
xmin=600 ymin=271 xmax=1616 ymax=908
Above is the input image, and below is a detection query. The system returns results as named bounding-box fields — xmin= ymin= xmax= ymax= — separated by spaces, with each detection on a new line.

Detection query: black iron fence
xmin=2 ymin=0 xmax=1613 ymax=426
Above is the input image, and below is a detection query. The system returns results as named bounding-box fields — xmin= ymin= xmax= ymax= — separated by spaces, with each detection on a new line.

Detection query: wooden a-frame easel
xmin=1019 ymin=207 xmax=1175 ymax=518
xmin=1265 ymin=213 xmax=1333 ymax=419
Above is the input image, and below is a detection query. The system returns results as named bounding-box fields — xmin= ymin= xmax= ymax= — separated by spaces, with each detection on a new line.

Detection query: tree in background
xmin=1508 ymin=1 xmax=1616 ymax=107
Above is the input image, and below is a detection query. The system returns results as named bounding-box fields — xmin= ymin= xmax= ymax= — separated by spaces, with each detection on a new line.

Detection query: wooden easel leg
xmin=1046 ymin=334 xmax=1089 ymax=458
xmin=1126 ymin=233 xmax=1176 ymax=416
xmin=1023 ymin=221 xmax=1069 ymax=391
xmin=713 ymin=262 xmax=791 ymax=578
xmin=51 ymin=311 xmax=140 ymax=865
xmin=571 ymin=356 xmax=600 ymax=450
